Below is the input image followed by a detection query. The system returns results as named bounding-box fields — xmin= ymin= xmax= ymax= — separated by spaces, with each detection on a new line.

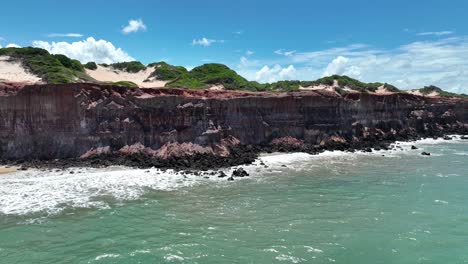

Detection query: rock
xmin=232 ymin=168 xmax=249 ymax=177
xmin=365 ymin=148 xmax=372 ymax=152
xmin=218 ymin=171 xmax=227 ymax=178
xmin=443 ymin=136 xmax=452 ymax=140
xmin=461 ymin=136 xmax=468 ymax=140
xmin=19 ymin=167 xmax=28 ymax=171
xmin=227 ymin=176 xmax=234 ymax=181
xmin=281 ymin=165 xmax=287 ymax=167
xmin=421 ymin=152 xmax=431 ymax=156
xmin=69 ymin=171 xmax=74 ymax=174
xmin=411 ymin=145 xmax=418 ymax=150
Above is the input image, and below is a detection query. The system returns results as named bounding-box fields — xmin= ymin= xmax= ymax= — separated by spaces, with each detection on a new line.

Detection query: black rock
xmin=461 ymin=136 xmax=468 ymax=140
xmin=443 ymin=136 xmax=452 ymax=140
xmin=232 ymin=168 xmax=249 ymax=177
xmin=411 ymin=145 xmax=418 ymax=150
xmin=227 ymin=176 xmax=235 ymax=181
xmin=19 ymin=167 xmax=28 ymax=171
xmin=365 ymin=148 xmax=372 ymax=152
xmin=218 ymin=171 xmax=227 ymax=178
xmin=421 ymin=152 xmax=431 ymax=156
xmin=69 ymin=171 xmax=74 ymax=174
xmin=281 ymin=165 xmax=287 ymax=167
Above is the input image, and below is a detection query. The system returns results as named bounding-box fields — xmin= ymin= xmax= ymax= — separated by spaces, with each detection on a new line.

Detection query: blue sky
xmin=1 ymin=0 xmax=468 ymax=92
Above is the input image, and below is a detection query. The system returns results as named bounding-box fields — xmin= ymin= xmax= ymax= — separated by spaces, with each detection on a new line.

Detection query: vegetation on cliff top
xmin=165 ymin=63 xmax=254 ymax=90
xmin=105 ymin=81 xmax=138 ymax=87
xmin=0 ymin=47 xmax=91 ymax=84
xmin=108 ymin=61 xmax=146 ymax=73
xmin=0 ymin=47 xmax=465 ymax=97
xmin=83 ymin=62 xmax=97 ymax=70
xmin=148 ymin=62 xmax=187 ymax=81
xmin=414 ymin=85 xmax=468 ymax=98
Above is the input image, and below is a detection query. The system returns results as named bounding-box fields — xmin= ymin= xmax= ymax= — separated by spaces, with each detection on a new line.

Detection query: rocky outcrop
xmin=0 ymin=83 xmax=467 ymax=167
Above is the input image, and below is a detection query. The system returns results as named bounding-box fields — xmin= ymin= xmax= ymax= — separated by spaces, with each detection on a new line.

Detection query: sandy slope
xmin=299 ymin=80 xmax=339 ymax=92
xmin=408 ymin=90 xmax=440 ymax=97
xmin=86 ymin=65 xmax=167 ymax=88
xmin=0 ymin=56 xmax=42 ymax=83
xmin=374 ymin=85 xmax=394 ymax=95
xmin=0 ymin=166 xmax=17 ymax=175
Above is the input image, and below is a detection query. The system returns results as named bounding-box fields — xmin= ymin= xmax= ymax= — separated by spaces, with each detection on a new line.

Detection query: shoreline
xmin=2 ymin=132 xmax=467 ymax=173
xmin=0 ymin=166 xmax=17 ymax=175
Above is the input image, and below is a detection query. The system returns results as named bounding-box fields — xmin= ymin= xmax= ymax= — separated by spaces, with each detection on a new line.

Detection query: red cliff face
xmin=0 ymin=83 xmax=467 ymax=160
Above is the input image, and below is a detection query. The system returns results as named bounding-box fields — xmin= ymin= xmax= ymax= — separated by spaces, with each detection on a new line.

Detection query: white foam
xmin=1 ymin=135 xmax=465 ymax=217
xmin=95 ymin=254 xmax=120 ymax=260
xmin=0 ymin=167 xmax=248 ymax=216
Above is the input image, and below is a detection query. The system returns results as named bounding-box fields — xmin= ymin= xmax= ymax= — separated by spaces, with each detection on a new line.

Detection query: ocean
xmin=0 ymin=136 xmax=467 ymax=263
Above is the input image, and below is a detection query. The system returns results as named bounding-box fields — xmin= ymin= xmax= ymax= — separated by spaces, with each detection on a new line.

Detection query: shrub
xmin=83 ymin=62 xmax=98 ymax=70
xmin=110 ymin=61 xmax=146 ymax=73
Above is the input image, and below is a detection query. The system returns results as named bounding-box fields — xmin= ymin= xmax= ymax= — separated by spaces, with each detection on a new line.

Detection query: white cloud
xmin=417 ymin=31 xmax=453 ymax=36
xmin=234 ymin=37 xmax=468 ymax=93
xmin=47 ymin=33 xmax=83 ymax=38
xmin=192 ymin=37 xmax=224 ymax=47
xmin=274 ymin=49 xmax=296 ymax=56
xmin=246 ymin=50 xmax=255 ymax=56
xmin=322 ymin=56 xmax=361 ymax=78
xmin=121 ymin=19 xmax=147 ymax=34
xmin=32 ymin=37 xmax=134 ymax=63
xmin=6 ymin=43 xmax=21 ymax=48
xmin=255 ymin=64 xmax=296 ymax=83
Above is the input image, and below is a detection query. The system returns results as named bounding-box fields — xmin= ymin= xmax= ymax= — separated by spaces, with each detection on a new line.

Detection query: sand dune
xmin=86 ymin=65 xmax=167 ymax=88
xmin=0 ymin=56 xmax=42 ymax=83
xmin=408 ymin=90 xmax=439 ymax=97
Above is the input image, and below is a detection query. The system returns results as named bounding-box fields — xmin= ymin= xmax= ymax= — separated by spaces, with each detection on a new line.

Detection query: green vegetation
xmin=83 ymin=62 xmax=98 ymax=70
xmin=148 ymin=62 xmax=187 ymax=81
xmin=0 ymin=47 xmax=465 ymax=97
xmin=166 ymin=63 xmax=252 ymax=90
xmin=110 ymin=61 xmax=146 ymax=73
xmin=416 ymin=85 xmax=467 ymax=98
xmin=0 ymin=47 xmax=92 ymax=84
xmin=310 ymin=75 xmax=401 ymax=93
xmin=105 ymin=81 xmax=138 ymax=87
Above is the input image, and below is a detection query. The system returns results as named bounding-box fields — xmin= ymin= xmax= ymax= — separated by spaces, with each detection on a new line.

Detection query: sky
xmin=1 ymin=0 xmax=468 ymax=92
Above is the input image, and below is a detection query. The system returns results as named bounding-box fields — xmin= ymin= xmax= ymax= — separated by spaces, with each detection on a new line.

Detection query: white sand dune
xmin=0 ymin=56 xmax=42 ymax=83
xmin=86 ymin=65 xmax=167 ymax=88
xmin=408 ymin=90 xmax=439 ymax=97
xmin=374 ymin=85 xmax=394 ymax=95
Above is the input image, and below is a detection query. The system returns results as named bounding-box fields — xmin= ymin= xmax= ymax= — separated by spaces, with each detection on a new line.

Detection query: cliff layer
xmin=0 ymin=83 xmax=467 ymax=167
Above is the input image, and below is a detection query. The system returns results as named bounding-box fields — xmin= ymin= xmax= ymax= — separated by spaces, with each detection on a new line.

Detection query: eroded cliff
xmin=0 ymin=83 xmax=467 ymax=168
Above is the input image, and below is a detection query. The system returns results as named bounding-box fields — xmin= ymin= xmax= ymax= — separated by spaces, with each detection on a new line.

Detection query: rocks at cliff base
xmin=443 ymin=136 xmax=453 ymax=140
xmin=411 ymin=145 xmax=418 ymax=150
xmin=460 ymin=136 xmax=468 ymax=140
xmin=232 ymin=168 xmax=249 ymax=177
xmin=227 ymin=176 xmax=235 ymax=181
xmin=421 ymin=152 xmax=431 ymax=156
xmin=218 ymin=171 xmax=227 ymax=178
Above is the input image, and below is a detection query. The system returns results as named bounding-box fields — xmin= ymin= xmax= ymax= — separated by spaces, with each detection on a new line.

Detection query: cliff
xmin=0 ymin=83 xmax=467 ymax=167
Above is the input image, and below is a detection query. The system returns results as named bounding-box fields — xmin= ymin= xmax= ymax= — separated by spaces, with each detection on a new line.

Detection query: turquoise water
xmin=1 ymin=138 xmax=467 ymax=263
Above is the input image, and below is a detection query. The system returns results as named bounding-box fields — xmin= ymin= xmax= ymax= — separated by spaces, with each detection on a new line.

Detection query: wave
xmin=1 ymin=135 xmax=465 ymax=217
xmin=0 ymin=166 xmax=251 ymax=216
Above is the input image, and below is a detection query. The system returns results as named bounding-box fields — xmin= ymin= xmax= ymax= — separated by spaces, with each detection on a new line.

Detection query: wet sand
xmin=0 ymin=166 xmax=17 ymax=175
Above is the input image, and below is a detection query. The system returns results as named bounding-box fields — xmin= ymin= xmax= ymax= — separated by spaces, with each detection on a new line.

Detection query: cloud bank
xmin=32 ymin=37 xmax=134 ymax=63
xmin=237 ymin=36 xmax=468 ymax=93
